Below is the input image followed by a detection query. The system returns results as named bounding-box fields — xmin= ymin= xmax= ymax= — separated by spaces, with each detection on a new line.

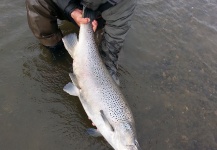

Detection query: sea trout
xmin=62 ymin=8 xmax=140 ymax=150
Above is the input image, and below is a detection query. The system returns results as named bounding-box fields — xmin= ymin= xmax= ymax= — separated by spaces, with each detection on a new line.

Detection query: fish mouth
xmin=125 ymin=140 xmax=141 ymax=150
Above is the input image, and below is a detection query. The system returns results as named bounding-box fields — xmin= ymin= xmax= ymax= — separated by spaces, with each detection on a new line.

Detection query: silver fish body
xmin=62 ymin=22 xmax=140 ymax=150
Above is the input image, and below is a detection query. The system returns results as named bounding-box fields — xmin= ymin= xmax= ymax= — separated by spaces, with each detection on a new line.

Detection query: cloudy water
xmin=0 ymin=0 xmax=217 ymax=149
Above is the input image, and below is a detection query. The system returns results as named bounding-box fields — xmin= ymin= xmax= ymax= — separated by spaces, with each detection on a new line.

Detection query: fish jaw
xmin=112 ymin=121 xmax=140 ymax=150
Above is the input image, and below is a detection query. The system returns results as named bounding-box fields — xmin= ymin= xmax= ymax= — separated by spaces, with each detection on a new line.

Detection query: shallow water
xmin=1 ymin=0 xmax=217 ymax=149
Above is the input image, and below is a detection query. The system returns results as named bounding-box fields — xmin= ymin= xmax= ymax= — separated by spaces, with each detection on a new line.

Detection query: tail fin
xmin=62 ymin=33 xmax=78 ymax=58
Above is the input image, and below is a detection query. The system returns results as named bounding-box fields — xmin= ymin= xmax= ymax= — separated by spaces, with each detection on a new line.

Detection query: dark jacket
xmin=52 ymin=0 xmax=121 ymax=20
xmin=52 ymin=0 xmax=81 ymax=20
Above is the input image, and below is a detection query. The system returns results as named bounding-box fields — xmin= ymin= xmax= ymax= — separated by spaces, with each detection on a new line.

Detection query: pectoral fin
xmin=100 ymin=110 xmax=114 ymax=132
xmin=63 ymin=82 xmax=79 ymax=96
xmin=87 ymin=128 xmax=102 ymax=137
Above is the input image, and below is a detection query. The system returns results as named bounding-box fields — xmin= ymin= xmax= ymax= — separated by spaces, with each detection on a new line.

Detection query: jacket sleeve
xmin=53 ymin=0 xmax=82 ymax=20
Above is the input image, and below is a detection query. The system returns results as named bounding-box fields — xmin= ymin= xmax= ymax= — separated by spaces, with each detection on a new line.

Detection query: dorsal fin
xmin=100 ymin=110 xmax=114 ymax=132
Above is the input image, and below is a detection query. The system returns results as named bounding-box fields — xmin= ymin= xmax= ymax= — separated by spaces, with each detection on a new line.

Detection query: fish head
xmin=114 ymin=122 xmax=141 ymax=150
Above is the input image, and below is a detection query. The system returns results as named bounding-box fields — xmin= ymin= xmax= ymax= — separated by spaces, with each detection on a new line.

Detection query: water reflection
xmin=120 ymin=0 xmax=217 ymax=149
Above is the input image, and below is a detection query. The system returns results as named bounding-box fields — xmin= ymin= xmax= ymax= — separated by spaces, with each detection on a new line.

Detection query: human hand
xmin=92 ymin=20 xmax=98 ymax=32
xmin=71 ymin=9 xmax=98 ymax=32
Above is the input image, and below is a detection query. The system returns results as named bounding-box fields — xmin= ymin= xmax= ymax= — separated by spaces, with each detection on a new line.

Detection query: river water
xmin=1 ymin=0 xmax=217 ymax=150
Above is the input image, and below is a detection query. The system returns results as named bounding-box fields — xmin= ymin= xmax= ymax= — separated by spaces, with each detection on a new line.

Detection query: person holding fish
xmin=25 ymin=0 xmax=136 ymax=83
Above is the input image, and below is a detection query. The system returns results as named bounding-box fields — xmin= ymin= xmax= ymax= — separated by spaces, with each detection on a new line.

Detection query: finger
xmin=92 ymin=20 xmax=98 ymax=32
xmin=77 ymin=17 xmax=90 ymax=24
xmin=77 ymin=9 xmax=82 ymax=13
